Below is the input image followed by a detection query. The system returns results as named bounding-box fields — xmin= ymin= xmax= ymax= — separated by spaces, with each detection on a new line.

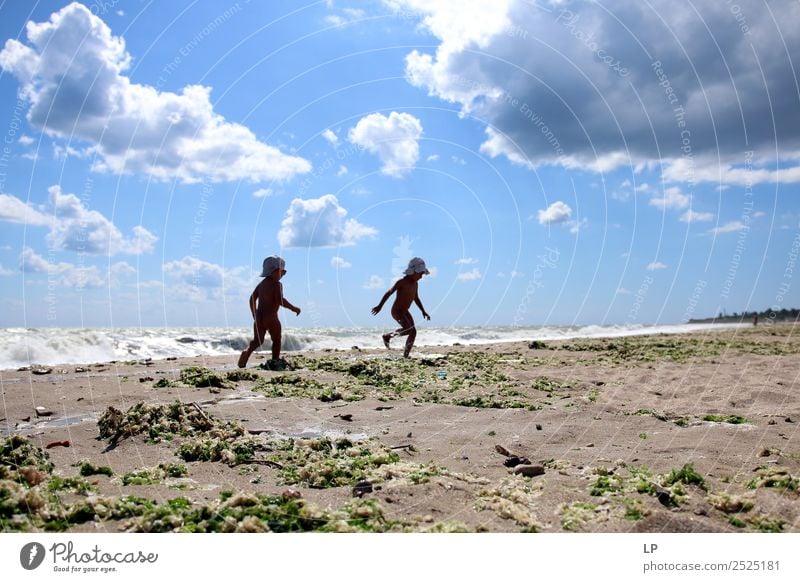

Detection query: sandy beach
xmin=1 ymin=324 xmax=798 ymax=533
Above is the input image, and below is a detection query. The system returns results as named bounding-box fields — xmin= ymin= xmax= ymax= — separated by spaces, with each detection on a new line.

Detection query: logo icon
xmin=20 ymin=542 xmax=46 ymax=570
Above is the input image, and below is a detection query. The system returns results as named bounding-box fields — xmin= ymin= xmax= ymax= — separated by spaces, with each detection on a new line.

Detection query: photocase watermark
xmin=556 ymin=9 xmax=630 ymax=77
xmin=681 ymin=279 xmax=707 ymax=322
xmin=19 ymin=541 xmax=158 ymax=573
xmin=720 ymin=150 xmax=754 ymax=301
xmin=766 ymin=229 xmax=800 ymax=324
xmin=0 ymin=97 xmax=26 ymax=194
xmin=297 ymin=141 xmax=366 ymax=197
xmin=156 ymin=1 xmax=249 ymax=89
xmin=512 ymin=247 xmax=559 ymax=326
xmin=628 ymin=276 xmax=654 ymax=323
xmin=652 ymin=60 xmax=696 ymax=186
xmin=725 ymin=0 xmax=752 ymax=36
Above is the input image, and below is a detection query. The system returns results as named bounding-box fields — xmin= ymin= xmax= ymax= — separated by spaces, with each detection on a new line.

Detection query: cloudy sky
xmin=0 ymin=0 xmax=798 ymax=328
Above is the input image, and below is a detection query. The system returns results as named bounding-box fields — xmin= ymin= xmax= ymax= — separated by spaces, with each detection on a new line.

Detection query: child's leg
xmin=238 ymin=322 xmax=266 ymax=368
xmin=267 ymin=319 xmax=282 ymax=360
xmin=392 ymin=311 xmax=416 ymax=358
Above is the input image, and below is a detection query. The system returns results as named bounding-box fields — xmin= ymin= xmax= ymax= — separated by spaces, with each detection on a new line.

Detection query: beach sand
xmin=2 ymin=324 xmax=798 ymax=533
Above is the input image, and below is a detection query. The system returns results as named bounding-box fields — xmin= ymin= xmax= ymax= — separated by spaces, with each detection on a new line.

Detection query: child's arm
xmin=414 ymin=293 xmax=431 ymax=320
xmin=279 ymin=282 xmax=301 ymax=316
xmin=371 ymin=282 xmax=398 ymax=315
xmin=248 ymin=287 xmax=258 ymax=319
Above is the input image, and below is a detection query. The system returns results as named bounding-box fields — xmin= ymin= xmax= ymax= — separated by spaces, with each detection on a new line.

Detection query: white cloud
xmin=456 ymin=268 xmax=482 ymax=281
xmin=348 ymin=111 xmax=423 ymax=177
xmin=363 ymin=275 xmax=385 ymax=289
xmin=679 ymin=209 xmax=715 ymax=223
xmin=162 ymin=256 xmax=248 ymax=301
xmin=322 ymin=129 xmax=339 ymax=145
xmin=568 ymin=218 xmax=588 ymax=234
xmin=0 ymin=193 xmax=51 ymax=225
xmin=646 ymin=261 xmax=667 ymax=271
xmin=336 ymin=165 xmax=348 ymax=176
xmin=111 ymin=261 xmax=136 ymax=275
xmin=616 ymin=287 xmax=631 ymax=295
xmin=649 ymin=187 xmax=690 ymax=210
xmin=426 ymin=154 xmax=439 ymax=162
xmin=331 ymin=256 xmax=352 ymax=268
xmin=18 ymin=135 xmax=34 ymax=146
xmin=454 ymin=257 xmax=478 ymax=265
xmin=0 ymin=264 xmax=15 ymax=276
xmin=19 ymin=247 xmax=105 ymax=289
xmin=451 ymin=156 xmax=466 ymax=165
xmin=393 ymin=1 xmax=800 ymax=178
xmin=510 ymin=270 xmax=523 ymax=278
xmin=663 ymin=157 xmax=800 ymax=186
xmin=753 ymin=211 xmax=766 ymax=218
xmin=0 ymin=187 xmax=157 ymax=256
xmin=253 ymin=188 xmax=274 ymax=198
xmin=278 ymin=194 xmax=377 ymax=248
xmin=0 ymin=3 xmax=311 ymax=183
xmin=709 ymin=221 xmax=747 ymax=235
xmin=537 ymin=201 xmax=572 ymax=225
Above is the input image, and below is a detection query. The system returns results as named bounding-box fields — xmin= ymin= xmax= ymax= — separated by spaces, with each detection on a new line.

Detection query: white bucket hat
xmin=260 ymin=255 xmax=286 ymax=277
xmin=404 ymin=257 xmax=430 ymax=275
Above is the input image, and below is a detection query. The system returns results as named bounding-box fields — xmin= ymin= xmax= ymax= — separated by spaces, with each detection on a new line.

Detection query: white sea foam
xmin=0 ymin=323 xmax=746 ymax=370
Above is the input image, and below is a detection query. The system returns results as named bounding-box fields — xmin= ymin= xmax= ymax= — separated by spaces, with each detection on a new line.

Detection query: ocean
xmin=0 ymin=323 xmax=747 ymax=370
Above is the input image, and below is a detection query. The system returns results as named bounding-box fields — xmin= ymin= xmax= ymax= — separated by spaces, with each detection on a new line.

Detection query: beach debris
xmin=179 ymin=367 xmax=231 ymax=390
xmin=768 ymin=419 xmax=777 ymax=425
xmin=31 ymin=366 xmax=52 ymax=375
xmin=139 ymin=376 xmax=154 ymax=383
xmin=406 ymin=432 xmax=413 ymax=438
xmin=166 ymin=356 xmax=177 ymax=360
xmin=260 ymin=358 xmax=291 ymax=371
xmin=786 ymin=417 xmax=794 ymax=423
xmin=536 ymin=424 xmax=543 ymax=431
xmin=351 ymin=345 xmax=360 ymax=351
xmin=352 ymin=478 xmax=373 ymax=497
xmin=436 ymin=370 xmax=447 ymax=379
xmin=514 ymin=464 xmax=545 ymax=477
xmin=17 ymin=366 xmax=30 ymax=372
xmin=281 ymin=489 xmax=302 ymax=499
xmin=494 ymin=444 xmax=513 ymax=457
xmin=528 ymin=340 xmax=547 ymax=349
xmin=44 ymin=441 xmax=70 ymax=449
xmin=503 ymin=456 xmax=531 ymax=468
xmin=34 ymin=406 xmax=52 ymax=417
xmin=335 ymin=414 xmax=353 ymax=422
xmin=375 ymin=406 xmax=393 ymax=411
xmin=75 ymin=367 xmax=87 ymax=373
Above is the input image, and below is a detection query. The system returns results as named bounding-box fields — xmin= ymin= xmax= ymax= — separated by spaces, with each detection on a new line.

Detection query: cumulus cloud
xmin=646 ymin=261 xmax=667 ymax=271
xmin=680 ymin=209 xmax=715 ymax=223
xmin=456 ymin=268 xmax=482 ymax=281
xmin=19 ymin=247 xmax=105 ymax=289
xmin=348 ymin=112 xmax=423 ymax=177
xmin=363 ymin=274 xmax=385 ymax=289
xmin=649 ymin=187 xmax=690 ymax=211
xmin=331 ymin=256 xmax=352 ymax=268
xmin=391 ymin=0 xmax=800 ymax=182
xmin=455 ymin=257 xmax=478 ymax=265
xmin=253 ymin=188 xmax=274 ymax=198
xmin=537 ymin=201 xmax=572 ymax=225
xmin=0 ymin=194 xmax=51 ymax=225
xmin=0 ymin=187 xmax=157 ymax=255
xmin=163 ymin=256 xmax=248 ymax=301
xmin=0 ymin=3 xmax=311 ymax=183
xmin=322 ymin=129 xmax=339 ymax=145
xmin=709 ymin=221 xmax=747 ymax=235
xmin=278 ymin=194 xmax=377 ymax=248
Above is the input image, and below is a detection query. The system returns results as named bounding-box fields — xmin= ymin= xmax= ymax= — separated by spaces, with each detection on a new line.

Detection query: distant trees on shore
xmin=689 ymin=308 xmax=799 ymax=324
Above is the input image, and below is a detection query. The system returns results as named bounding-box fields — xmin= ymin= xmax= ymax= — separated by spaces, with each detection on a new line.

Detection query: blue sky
xmin=0 ymin=0 xmax=798 ymax=328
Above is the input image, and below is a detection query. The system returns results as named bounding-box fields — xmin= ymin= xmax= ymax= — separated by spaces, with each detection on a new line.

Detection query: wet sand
xmin=1 ymin=324 xmax=798 ymax=532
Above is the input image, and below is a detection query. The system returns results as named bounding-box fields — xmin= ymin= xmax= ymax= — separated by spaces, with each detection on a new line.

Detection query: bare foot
xmin=237 ymin=351 xmax=249 ymax=368
xmin=382 ymin=334 xmax=392 ymax=349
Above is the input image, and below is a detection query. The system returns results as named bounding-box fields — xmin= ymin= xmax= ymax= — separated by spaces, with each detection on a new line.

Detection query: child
xmin=238 ymin=256 xmax=301 ymax=369
xmin=371 ymin=257 xmax=431 ymax=358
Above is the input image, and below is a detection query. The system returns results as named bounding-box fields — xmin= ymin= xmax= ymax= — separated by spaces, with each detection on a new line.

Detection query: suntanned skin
xmin=237 ymin=269 xmax=300 ymax=367
xmin=371 ymin=272 xmax=430 ymax=357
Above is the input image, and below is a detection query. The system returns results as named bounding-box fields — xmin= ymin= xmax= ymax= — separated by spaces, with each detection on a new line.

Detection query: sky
xmin=0 ymin=0 xmax=798 ymax=329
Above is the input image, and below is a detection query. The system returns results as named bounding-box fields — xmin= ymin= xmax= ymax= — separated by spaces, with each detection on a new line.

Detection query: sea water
xmin=0 ymin=323 xmax=746 ymax=369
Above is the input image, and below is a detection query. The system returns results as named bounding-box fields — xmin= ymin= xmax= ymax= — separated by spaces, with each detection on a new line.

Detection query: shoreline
xmin=0 ymin=321 xmax=755 ymax=372
xmin=1 ymin=324 xmax=798 ymax=532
